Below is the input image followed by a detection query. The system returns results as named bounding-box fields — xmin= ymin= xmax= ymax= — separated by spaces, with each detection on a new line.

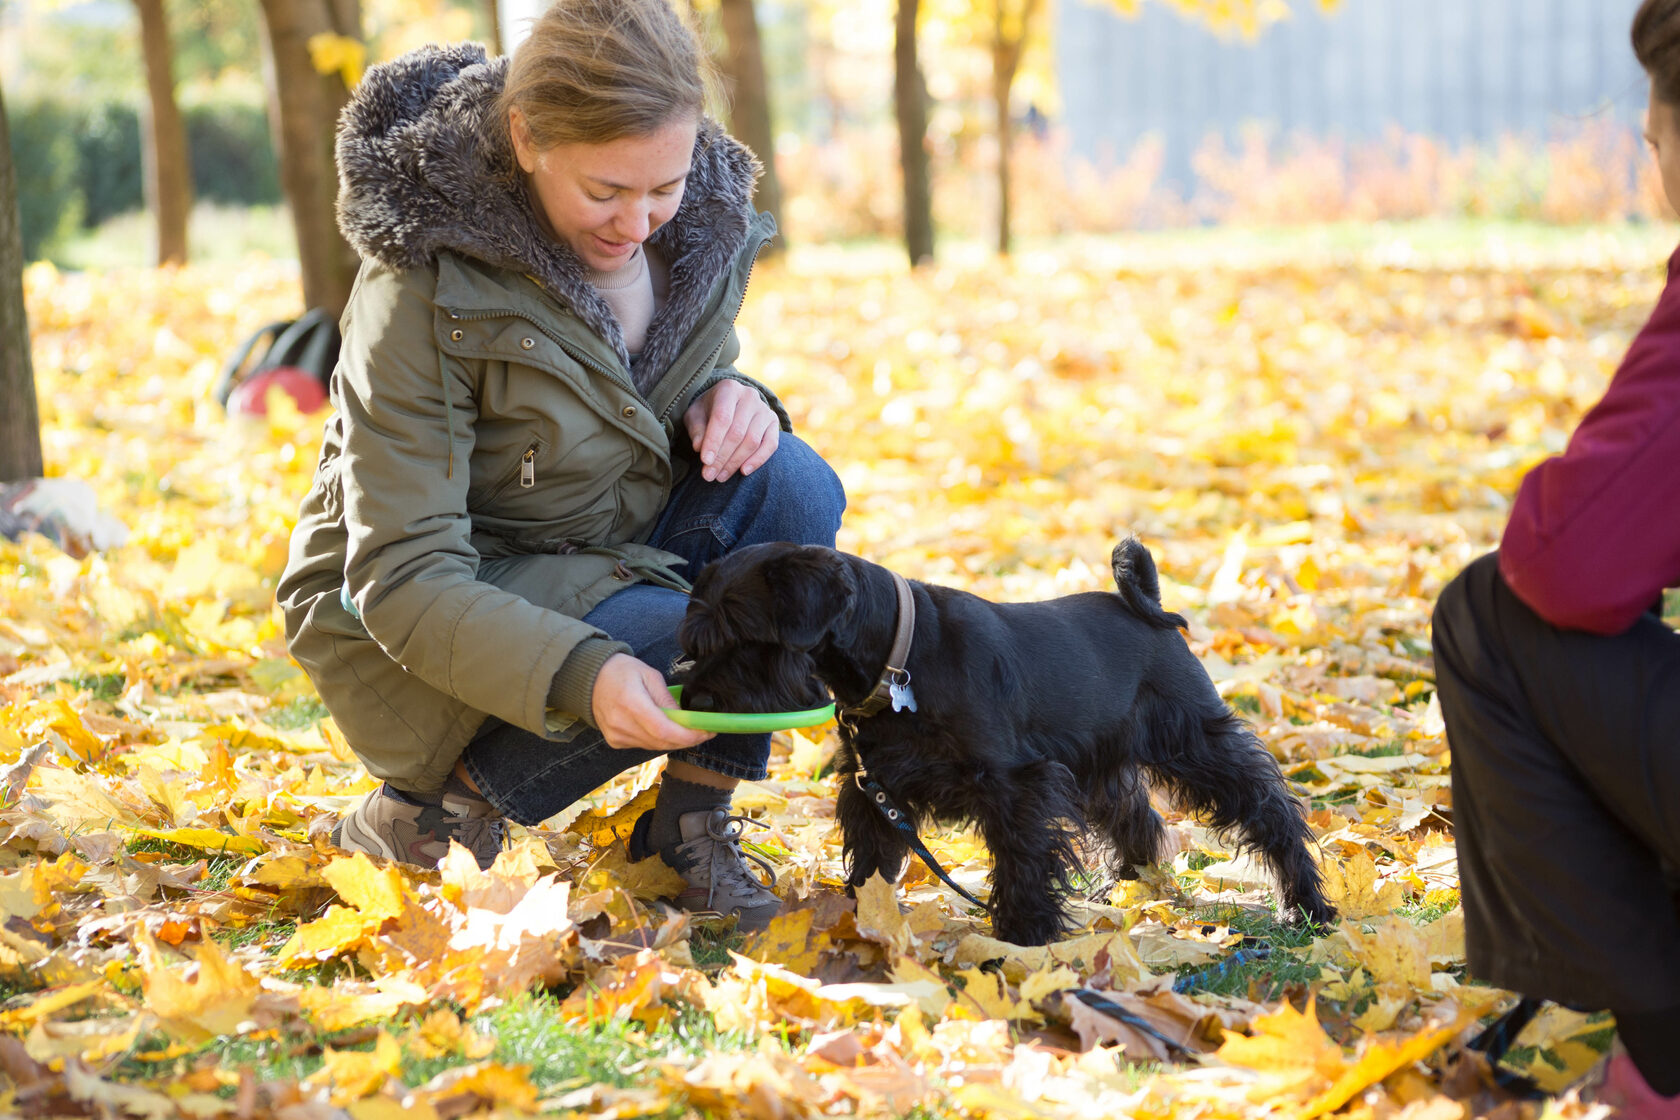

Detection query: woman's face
xmin=511 ymin=110 xmax=697 ymax=272
xmin=1645 ymin=84 xmax=1680 ymax=216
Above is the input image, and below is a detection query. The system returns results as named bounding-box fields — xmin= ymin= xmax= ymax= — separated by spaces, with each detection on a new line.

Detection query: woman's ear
xmin=509 ymin=107 xmax=538 ymax=175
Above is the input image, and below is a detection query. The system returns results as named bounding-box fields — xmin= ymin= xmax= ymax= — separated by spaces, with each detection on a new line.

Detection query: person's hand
xmin=683 ymin=379 xmax=779 ymax=482
xmin=591 ymin=653 xmax=715 ymax=751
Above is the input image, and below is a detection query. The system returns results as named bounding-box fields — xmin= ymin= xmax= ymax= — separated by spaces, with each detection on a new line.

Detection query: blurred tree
xmin=987 ymin=0 xmax=1038 ymax=256
xmin=257 ymin=0 xmax=363 ymax=319
xmin=716 ymin=0 xmax=784 ymax=250
xmin=171 ymin=0 xmax=265 ymax=81
xmin=0 ymin=86 xmax=44 ymax=482
xmin=135 ymin=0 xmax=193 ymax=265
xmin=688 ymin=0 xmax=785 ymax=251
xmin=896 ymin=0 xmax=933 ymax=265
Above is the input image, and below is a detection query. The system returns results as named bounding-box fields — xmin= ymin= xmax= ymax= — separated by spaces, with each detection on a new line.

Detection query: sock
xmin=1616 ymin=1005 xmax=1680 ymax=1096
xmin=646 ymin=775 xmax=733 ymax=850
xmin=387 ymin=776 xmax=492 ymax=816
xmin=385 ymin=783 xmax=441 ymax=806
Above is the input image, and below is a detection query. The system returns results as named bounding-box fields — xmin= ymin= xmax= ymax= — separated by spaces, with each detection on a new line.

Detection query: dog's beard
xmin=680 ymin=643 xmax=829 ymax=714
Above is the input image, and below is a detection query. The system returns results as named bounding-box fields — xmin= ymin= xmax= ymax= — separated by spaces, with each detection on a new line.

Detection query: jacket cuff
xmin=547 ymin=637 xmax=632 ymax=728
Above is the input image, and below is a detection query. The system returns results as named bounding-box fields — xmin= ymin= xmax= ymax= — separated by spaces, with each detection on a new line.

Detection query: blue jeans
xmin=462 ymin=434 xmax=845 ymax=826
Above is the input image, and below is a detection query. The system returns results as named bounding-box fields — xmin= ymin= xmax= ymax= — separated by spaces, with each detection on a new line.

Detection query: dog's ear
xmin=677 ymin=599 xmax=727 ymax=659
xmin=764 ymin=546 xmax=856 ymax=651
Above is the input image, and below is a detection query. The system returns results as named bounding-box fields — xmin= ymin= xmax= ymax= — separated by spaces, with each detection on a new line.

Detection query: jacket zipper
xmin=479 ymin=439 xmax=541 ymax=504
xmin=659 ymin=222 xmax=775 ymax=425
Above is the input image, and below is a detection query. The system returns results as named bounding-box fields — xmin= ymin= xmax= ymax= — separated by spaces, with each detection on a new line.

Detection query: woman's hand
xmin=591 ymin=653 xmax=715 ymax=752
xmin=683 ymin=379 xmax=779 ymax=482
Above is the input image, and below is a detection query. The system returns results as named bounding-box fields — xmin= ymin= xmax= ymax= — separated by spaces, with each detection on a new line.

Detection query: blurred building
xmin=1057 ymin=0 xmax=1648 ymax=187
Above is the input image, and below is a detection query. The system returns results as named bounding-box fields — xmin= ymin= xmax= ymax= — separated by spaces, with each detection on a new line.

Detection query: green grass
xmin=1172 ymin=905 xmax=1326 ymax=1000
xmin=51 ymin=203 xmax=295 ymax=271
xmin=687 ymin=925 xmax=750 ymax=973
xmin=264 ymin=697 xmax=331 ymax=731
xmin=786 ymin=219 xmax=1677 ymax=279
xmin=125 ymin=836 xmax=246 ymax=889
xmin=121 ymin=989 xmax=777 ymax=1108
xmin=1227 ymin=693 xmax=1262 ymax=716
xmin=67 ymin=671 xmax=127 ymax=701
xmin=1343 ymin=739 xmax=1408 ymax=759
xmin=49 ymin=212 xmax=1679 ymax=277
xmin=1395 ymin=896 xmax=1458 ymax=924
xmin=215 ymin=918 xmax=298 ymax=953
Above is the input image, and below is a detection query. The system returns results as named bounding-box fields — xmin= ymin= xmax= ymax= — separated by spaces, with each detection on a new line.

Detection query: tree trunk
xmin=0 ymin=87 xmax=44 ymax=483
xmin=989 ymin=0 xmax=1039 ymax=258
xmin=715 ymin=0 xmax=784 ymax=251
xmin=991 ymin=37 xmax=1017 ymax=258
xmin=257 ymin=0 xmax=362 ymax=319
xmin=483 ymin=0 xmax=503 ymax=54
xmin=894 ymin=0 xmax=933 ymax=266
xmin=134 ymin=0 xmax=192 ymax=266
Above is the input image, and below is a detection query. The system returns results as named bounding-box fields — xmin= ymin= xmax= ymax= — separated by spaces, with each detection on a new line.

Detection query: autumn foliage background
xmin=5 ymin=0 xmax=1680 ymax=1117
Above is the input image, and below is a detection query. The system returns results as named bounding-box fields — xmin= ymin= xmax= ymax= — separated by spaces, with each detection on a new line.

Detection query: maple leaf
xmin=1215 ymin=996 xmax=1348 ymax=1100
xmin=310 ymin=1030 xmax=403 ymax=1102
xmin=135 ymin=930 xmax=263 ymax=1044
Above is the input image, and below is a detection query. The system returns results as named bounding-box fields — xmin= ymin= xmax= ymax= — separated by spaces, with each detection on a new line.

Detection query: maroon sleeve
xmin=1497 ymin=248 xmax=1680 ymax=635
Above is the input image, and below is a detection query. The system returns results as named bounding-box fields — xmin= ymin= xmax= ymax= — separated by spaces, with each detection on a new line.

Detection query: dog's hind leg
xmin=1088 ymin=762 xmax=1165 ymax=881
xmin=974 ymin=758 xmax=1085 ymax=946
xmin=1136 ymin=688 xmax=1336 ymax=927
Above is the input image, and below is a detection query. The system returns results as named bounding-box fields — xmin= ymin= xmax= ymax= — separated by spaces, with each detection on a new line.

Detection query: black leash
xmin=836 ymin=567 xmax=991 ymax=912
xmin=1064 ymin=987 xmax=1194 ymax=1057
xmin=1464 ymin=996 xmax=1546 ymax=1098
xmin=853 ymin=770 xmax=991 ymax=914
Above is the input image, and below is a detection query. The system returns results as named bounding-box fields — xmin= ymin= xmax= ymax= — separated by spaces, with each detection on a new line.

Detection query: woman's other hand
xmin=683 ymin=379 xmax=779 ymax=482
xmin=592 ymin=653 xmax=714 ymax=751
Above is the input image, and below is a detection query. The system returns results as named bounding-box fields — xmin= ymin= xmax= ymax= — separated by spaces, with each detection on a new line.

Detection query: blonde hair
xmin=496 ymin=0 xmax=714 ymax=148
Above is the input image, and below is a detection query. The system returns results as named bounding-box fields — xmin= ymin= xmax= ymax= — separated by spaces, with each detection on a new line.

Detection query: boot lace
xmin=701 ymin=812 xmax=778 ymax=911
xmin=451 ymin=815 xmax=508 ymax=866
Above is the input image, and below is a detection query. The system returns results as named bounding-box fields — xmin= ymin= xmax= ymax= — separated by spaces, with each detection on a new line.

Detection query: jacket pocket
xmin=474 ymin=437 xmax=544 ymax=508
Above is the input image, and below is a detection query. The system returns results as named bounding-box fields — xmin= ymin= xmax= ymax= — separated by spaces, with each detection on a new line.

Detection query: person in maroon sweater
xmin=1432 ymin=1 xmax=1680 ymax=1109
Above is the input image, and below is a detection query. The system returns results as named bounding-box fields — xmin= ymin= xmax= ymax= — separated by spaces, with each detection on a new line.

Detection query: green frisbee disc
xmin=663 ymin=685 xmax=835 ymax=733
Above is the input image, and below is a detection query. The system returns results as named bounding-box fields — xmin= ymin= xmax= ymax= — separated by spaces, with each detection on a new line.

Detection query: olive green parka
xmin=277 ymin=43 xmax=782 ymax=792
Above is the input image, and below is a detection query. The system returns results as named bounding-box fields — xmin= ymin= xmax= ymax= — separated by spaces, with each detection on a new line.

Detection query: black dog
xmin=677 ymin=538 xmax=1334 ymax=946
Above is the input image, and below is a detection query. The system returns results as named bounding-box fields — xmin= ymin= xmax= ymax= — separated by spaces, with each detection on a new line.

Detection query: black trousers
xmin=1432 ymin=553 xmax=1680 ymax=1014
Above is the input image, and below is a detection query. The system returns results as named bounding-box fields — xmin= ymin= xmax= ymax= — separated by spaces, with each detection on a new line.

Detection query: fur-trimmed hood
xmin=335 ymin=42 xmax=765 ymax=390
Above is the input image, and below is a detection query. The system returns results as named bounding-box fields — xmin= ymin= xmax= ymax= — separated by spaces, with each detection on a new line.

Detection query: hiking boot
xmin=628 ymin=807 xmax=781 ymax=932
xmin=332 ymin=777 xmax=506 ymax=871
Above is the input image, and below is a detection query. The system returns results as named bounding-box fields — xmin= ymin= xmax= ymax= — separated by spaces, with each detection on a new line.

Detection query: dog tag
xmin=889 ymin=675 xmax=917 ymax=713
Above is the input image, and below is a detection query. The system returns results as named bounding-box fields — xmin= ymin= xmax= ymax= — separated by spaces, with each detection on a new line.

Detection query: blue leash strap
xmin=1171 ymin=943 xmax=1273 ymax=994
xmin=855 ymin=771 xmax=991 ymax=913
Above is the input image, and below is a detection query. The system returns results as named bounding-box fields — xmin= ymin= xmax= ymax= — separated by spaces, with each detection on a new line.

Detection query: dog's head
xmin=677 ymin=543 xmax=856 ymax=713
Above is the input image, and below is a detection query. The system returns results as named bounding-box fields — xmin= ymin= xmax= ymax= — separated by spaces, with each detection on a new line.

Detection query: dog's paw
xmin=1282 ymin=898 xmax=1339 ymax=929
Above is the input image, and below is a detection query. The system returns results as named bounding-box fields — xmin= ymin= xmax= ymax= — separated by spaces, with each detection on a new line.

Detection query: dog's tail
xmin=1111 ymin=537 xmax=1188 ymax=631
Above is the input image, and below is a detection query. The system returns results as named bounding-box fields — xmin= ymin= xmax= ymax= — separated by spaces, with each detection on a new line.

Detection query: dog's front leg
xmin=837 ymin=771 xmax=911 ymax=889
xmin=975 ymin=758 xmax=1084 ymax=946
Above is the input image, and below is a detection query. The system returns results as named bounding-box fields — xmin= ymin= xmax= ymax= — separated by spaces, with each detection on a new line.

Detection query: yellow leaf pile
xmin=5 ymin=230 xmax=1668 ymax=1116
